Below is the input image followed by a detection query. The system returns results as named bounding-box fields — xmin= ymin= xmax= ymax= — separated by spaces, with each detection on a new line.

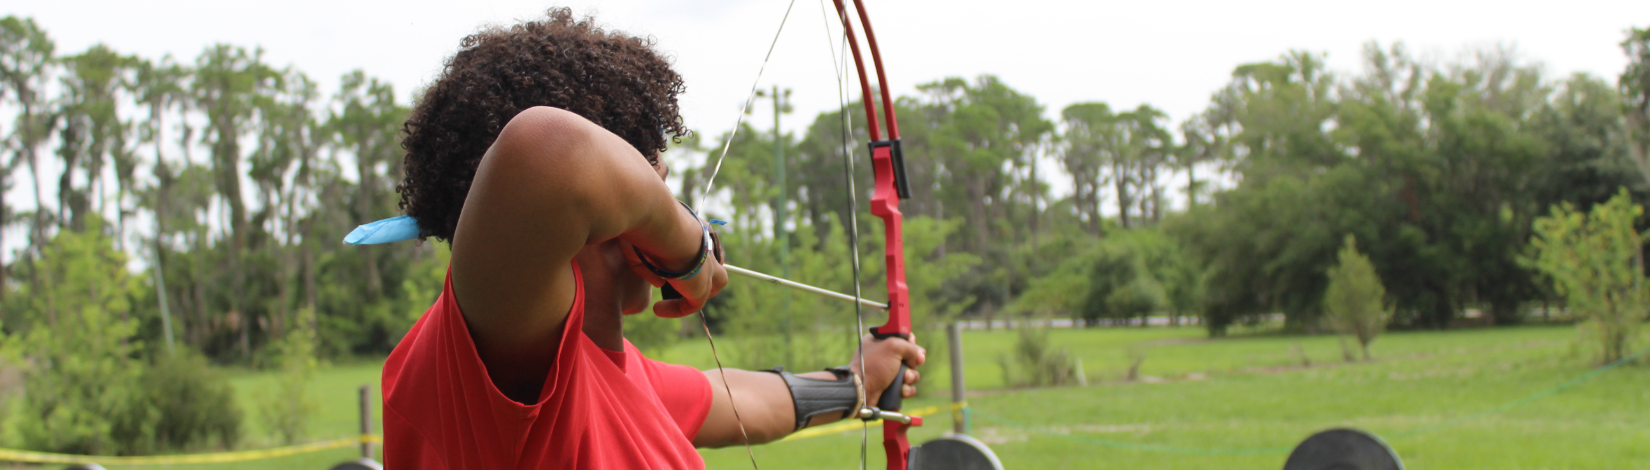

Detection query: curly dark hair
xmin=398 ymin=7 xmax=689 ymax=241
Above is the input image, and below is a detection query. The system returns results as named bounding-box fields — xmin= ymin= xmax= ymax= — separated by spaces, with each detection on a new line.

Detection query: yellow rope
xmin=0 ymin=435 xmax=380 ymax=465
xmin=0 ymin=402 xmax=967 ymax=464
xmin=781 ymin=402 xmax=966 ymax=441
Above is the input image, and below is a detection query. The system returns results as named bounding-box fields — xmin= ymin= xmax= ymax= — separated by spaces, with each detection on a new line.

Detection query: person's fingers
xmin=619 ymin=241 xmax=667 ymax=287
xmin=885 ymin=337 xmax=926 ymax=367
xmin=707 ymin=259 xmax=728 ymax=298
xmin=904 ymin=367 xmax=920 ymax=386
xmin=902 ymin=384 xmax=917 ymax=398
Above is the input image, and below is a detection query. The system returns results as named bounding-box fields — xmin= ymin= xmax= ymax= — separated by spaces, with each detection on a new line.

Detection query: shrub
xmin=998 ymin=327 xmax=1076 ymax=387
xmin=145 ymin=350 xmax=241 ymax=450
xmin=1528 ymin=189 xmax=1646 ymax=364
xmin=256 ymin=308 xmax=318 ymax=445
xmin=1322 ymin=235 xmax=1390 ymax=361
xmin=9 ymin=221 xmax=158 ymax=455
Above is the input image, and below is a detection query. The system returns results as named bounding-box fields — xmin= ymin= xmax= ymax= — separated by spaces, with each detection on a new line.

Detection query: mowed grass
xmin=119 ymin=324 xmax=1650 ymax=469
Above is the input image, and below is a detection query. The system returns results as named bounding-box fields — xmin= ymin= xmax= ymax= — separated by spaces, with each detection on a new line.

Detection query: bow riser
xmin=869 ymin=142 xmax=911 ymax=337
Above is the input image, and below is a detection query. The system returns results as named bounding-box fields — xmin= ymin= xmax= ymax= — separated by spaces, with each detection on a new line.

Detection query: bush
xmin=145 ymin=351 xmax=242 ymax=450
xmin=9 ymin=221 xmax=158 ymax=455
xmin=257 ymin=307 xmax=319 ymax=445
xmin=1528 ymin=189 xmax=1647 ymax=364
xmin=5 ymin=219 xmax=247 ymax=455
xmin=1322 ymin=235 xmax=1390 ymax=361
xmin=998 ymin=327 xmax=1077 ymax=387
xmin=1013 ymin=230 xmax=1194 ymax=327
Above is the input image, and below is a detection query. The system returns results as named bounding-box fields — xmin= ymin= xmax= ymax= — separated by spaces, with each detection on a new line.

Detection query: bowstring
xmin=817 ymin=0 xmax=868 ymax=468
xmin=696 ymin=0 xmax=801 ymax=468
xmin=699 ymin=0 xmax=801 ymax=199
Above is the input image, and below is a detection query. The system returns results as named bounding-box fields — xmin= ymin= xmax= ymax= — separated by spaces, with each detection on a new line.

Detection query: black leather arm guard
xmin=765 ymin=367 xmax=864 ymax=432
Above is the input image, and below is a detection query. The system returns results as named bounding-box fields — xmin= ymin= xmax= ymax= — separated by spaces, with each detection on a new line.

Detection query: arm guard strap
xmin=765 ymin=367 xmax=864 ymax=431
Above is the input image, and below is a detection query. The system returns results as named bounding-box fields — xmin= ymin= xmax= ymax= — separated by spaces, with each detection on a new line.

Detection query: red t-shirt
xmin=382 ymin=262 xmax=712 ymax=469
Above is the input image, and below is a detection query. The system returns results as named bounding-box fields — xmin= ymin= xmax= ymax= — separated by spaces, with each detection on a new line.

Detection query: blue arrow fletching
xmin=345 ymin=215 xmax=421 ymax=245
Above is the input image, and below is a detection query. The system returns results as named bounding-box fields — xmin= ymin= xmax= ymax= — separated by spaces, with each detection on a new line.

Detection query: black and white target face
xmin=910 ymin=433 xmax=1005 ymax=470
xmin=1283 ymin=428 xmax=1405 ymax=470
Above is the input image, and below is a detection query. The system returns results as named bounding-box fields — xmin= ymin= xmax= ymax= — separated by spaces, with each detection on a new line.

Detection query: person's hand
xmin=850 ymin=333 xmax=926 ymax=404
xmin=620 ymin=231 xmax=727 ymax=318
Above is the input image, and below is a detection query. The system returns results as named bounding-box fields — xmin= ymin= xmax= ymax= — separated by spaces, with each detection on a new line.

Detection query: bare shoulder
xmin=490 ymin=107 xmax=597 ymax=157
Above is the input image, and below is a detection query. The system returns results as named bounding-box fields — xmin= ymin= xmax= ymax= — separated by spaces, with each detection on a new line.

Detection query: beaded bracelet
xmin=633 ymin=201 xmax=713 ymax=281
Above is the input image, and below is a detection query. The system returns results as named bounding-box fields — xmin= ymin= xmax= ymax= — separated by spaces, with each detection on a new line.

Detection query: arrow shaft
xmin=725 ymin=265 xmax=888 ymax=311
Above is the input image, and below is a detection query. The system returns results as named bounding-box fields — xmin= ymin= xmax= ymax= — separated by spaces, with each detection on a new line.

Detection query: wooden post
xmin=359 ymin=384 xmax=373 ymax=459
xmin=947 ymin=322 xmax=967 ymax=435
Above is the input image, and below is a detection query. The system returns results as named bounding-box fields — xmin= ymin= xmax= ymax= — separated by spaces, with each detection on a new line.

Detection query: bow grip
xmin=877 ymin=363 xmax=906 ymax=412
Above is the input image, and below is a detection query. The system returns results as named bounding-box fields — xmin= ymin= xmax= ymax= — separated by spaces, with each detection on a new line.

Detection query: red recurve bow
xmin=828 ymin=0 xmax=922 ymax=468
xmin=696 ymin=1 xmax=922 ymax=467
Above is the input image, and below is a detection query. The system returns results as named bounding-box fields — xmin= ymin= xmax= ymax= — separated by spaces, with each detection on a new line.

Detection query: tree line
xmin=3 ymin=16 xmax=1649 ymax=370
xmin=2 ymin=14 xmax=1649 ymax=454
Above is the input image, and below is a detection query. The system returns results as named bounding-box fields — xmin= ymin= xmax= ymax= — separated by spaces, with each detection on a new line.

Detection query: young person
xmin=380 ymin=9 xmax=925 ymax=469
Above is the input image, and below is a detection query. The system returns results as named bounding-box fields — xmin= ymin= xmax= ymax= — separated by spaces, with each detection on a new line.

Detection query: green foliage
xmin=8 ymin=221 xmax=158 ymax=455
xmin=1015 ymin=230 xmax=1195 ymax=326
xmin=1170 ymin=42 xmax=1637 ymax=334
xmin=997 ymin=327 xmax=1076 ymax=388
xmin=395 ymin=242 xmax=451 ymax=345
xmin=255 ymin=307 xmax=318 ymax=444
xmin=1620 ymin=27 xmax=1650 ymax=182
xmin=2 ymin=23 xmax=1650 ymax=464
xmin=1057 ymin=102 xmax=1173 ymax=229
xmin=144 ymin=350 xmax=242 ymax=450
xmin=623 ymin=307 xmax=684 ymax=358
xmin=1528 ymin=189 xmax=1646 ymax=364
xmin=3 ymin=222 xmax=243 ymax=455
xmin=1323 ymin=235 xmax=1391 ymax=360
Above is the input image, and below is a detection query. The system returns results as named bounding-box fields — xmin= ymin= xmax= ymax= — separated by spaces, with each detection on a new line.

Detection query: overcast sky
xmin=3 ymin=0 xmax=1649 ymax=262
xmin=11 ymin=0 xmax=1648 ymax=138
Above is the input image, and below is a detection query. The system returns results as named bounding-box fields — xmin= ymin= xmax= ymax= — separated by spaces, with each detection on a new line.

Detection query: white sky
xmin=3 ymin=0 xmax=1649 ymax=263
xmin=10 ymin=0 xmax=1648 ymax=139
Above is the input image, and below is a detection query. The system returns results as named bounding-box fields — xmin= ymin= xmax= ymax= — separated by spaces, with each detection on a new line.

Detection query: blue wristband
xmin=634 ymin=201 xmax=712 ymax=280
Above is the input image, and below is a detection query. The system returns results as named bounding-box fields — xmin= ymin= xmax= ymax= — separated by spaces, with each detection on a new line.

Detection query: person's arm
xmin=450 ymin=106 xmax=726 ymax=403
xmin=693 ymin=334 xmax=925 ymax=448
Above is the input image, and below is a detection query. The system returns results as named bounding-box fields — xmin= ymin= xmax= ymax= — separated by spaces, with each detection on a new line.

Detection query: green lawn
xmin=117 ymin=324 xmax=1650 ymax=469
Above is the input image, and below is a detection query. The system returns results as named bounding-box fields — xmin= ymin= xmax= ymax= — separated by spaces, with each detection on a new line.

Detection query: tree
xmin=57 ymin=44 xmax=140 ymax=237
xmin=327 ymin=70 xmax=406 ymax=302
xmin=1618 ymin=27 xmax=1650 ymax=184
xmin=191 ymin=44 xmax=278 ymax=358
xmin=0 ymin=16 xmax=57 ymax=301
xmin=1528 ymin=189 xmax=1645 ymax=364
xmin=1058 ymin=103 xmax=1112 ymax=235
xmin=909 ymin=76 xmax=1050 ymax=314
xmin=1323 ymin=235 xmax=1390 ymax=361
xmin=132 ymin=55 xmax=191 ymax=351
xmin=1105 ymin=105 xmax=1172 ymax=227
xmin=1175 ymin=113 xmax=1227 ymax=208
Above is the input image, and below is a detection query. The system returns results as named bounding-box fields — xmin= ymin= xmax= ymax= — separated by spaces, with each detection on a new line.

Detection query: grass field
xmin=116 ymin=323 xmax=1649 ymax=469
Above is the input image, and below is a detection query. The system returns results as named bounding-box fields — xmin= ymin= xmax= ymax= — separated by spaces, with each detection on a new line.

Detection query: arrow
xmin=724 ymin=265 xmax=890 ymax=311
